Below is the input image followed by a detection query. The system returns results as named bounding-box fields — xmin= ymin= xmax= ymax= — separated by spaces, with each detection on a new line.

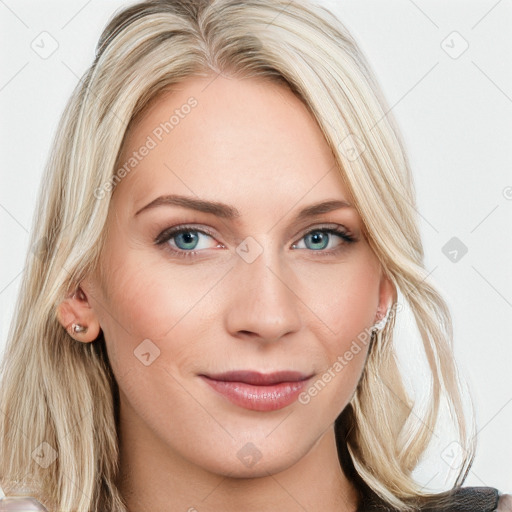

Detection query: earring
xmin=72 ymin=323 xmax=88 ymax=334
xmin=371 ymin=306 xmax=390 ymax=333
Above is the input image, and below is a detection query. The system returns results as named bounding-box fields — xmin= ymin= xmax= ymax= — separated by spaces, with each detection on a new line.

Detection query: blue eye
xmin=155 ymin=226 xmax=220 ymax=255
xmin=292 ymin=228 xmax=354 ymax=251
xmin=155 ymin=224 xmax=355 ymax=260
xmin=170 ymin=230 xmax=210 ymax=251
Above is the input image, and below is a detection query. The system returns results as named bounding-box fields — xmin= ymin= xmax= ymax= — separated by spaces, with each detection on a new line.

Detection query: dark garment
xmin=358 ymin=486 xmax=500 ymax=511
xmin=333 ymin=412 xmax=503 ymax=511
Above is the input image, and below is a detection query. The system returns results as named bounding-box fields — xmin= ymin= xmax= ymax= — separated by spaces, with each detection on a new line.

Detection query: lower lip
xmin=200 ymin=376 xmax=310 ymax=412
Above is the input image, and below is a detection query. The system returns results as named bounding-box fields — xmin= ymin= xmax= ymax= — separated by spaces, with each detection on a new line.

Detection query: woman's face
xmin=82 ymin=74 xmax=393 ymax=478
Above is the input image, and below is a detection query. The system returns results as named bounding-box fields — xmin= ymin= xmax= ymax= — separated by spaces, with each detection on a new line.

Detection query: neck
xmin=116 ymin=412 xmax=359 ymax=512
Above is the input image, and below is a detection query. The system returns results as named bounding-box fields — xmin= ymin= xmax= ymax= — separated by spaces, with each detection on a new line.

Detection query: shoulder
xmin=497 ymin=494 xmax=512 ymax=512
xmin=359 ymin=486 xmax=504 ymax=511
xmin=424 ymin=487 xmax=510 ymax=512
xmin=428 ymin=486 xmax=500 ymax=512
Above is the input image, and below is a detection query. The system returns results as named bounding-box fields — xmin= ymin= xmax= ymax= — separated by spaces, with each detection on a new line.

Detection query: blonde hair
xmin=0 ymin=0 xmax=474 ymax=510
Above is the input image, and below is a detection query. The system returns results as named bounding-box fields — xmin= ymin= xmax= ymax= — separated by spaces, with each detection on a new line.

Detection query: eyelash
xmin=154 ymin=224 xmax=356 ymax=260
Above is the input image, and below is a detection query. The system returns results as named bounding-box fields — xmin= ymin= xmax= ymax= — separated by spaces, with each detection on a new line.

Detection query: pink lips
xmin=199 ymin=370 xmax=313 ymax=411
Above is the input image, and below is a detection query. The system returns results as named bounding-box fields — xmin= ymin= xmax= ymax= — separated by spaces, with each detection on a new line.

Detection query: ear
xmin=56 ymin=285 xmax=101 ymax=343
xmin=374 ymin=272 xmax=396 ymax=325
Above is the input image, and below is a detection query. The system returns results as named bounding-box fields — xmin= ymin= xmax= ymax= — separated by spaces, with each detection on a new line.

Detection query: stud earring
xmin=72 ymin=323 xmax=88 ymax=334
xmin=371 ymin=306 xmax=391 ymax=333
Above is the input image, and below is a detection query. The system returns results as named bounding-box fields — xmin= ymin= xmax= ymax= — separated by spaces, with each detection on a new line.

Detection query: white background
xmin=0 ymin=0 xmax=511 ymax=496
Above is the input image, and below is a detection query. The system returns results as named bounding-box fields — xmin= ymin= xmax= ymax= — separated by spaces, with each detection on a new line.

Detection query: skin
xmin=499 ymin=495 xmax=512 ymax=512
xmin=57 ymin=74 xmax=395 ymax=512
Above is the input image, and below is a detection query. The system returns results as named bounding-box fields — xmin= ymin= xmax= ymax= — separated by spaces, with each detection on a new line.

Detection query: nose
xmin=224 ymin=242 xmax=303 ymax=344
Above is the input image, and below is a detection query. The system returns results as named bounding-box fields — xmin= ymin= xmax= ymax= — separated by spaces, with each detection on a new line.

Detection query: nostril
xmin=238 ymin=330 xmax=256 ymax=338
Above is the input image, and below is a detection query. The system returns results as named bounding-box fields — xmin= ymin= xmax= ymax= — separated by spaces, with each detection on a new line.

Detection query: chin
xmin=180 ymin=431 xmax=314 ymax=479
xmin=199 ymin=452 xmax=302 ymax=479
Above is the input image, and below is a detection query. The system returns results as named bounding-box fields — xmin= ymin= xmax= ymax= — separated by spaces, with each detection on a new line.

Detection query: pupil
xmin=178 ymin=232 xmax=197 ymax=248
xmin=309 ymin=232 xmax=327 ymax=249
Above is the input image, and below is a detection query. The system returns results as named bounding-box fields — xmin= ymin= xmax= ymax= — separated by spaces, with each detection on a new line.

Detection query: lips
xmin=198 ymin=370 xmax=313 ymax=412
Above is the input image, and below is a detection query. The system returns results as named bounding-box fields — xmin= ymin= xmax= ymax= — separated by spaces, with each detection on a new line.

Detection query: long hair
xmin=0 ymin=0 xmax=474 ymax=510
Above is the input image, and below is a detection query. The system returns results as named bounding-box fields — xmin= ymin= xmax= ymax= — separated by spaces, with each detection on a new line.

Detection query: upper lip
xmin=200 ymin=370 xmax=313 ymax=386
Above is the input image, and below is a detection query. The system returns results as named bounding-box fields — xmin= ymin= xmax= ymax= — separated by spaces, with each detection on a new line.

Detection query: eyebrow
xmin=134 ymin=194 xmax=353 ymax=222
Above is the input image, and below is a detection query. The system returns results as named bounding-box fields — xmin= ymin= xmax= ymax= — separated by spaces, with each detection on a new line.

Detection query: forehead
xmin=114 ymin=75 xmax=352 ymax=214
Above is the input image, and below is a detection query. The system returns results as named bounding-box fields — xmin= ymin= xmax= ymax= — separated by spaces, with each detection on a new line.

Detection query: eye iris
xmin=175 ymin=231 xmax=199 ymax=250
xmin=306 ymin=231 xmax=329 ymax=250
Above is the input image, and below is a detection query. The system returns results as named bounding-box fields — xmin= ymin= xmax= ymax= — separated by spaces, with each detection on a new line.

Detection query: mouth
xmin=198 ymin=370 xmax=314 ymax=412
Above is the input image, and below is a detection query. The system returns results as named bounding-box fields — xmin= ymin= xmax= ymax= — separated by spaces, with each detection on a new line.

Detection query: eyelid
xmin=153 ymin=224 xmax=220 ymax=246
xmin=294 ymin=222 xmax=353 ymax=240
xmin=154 ymin=222 xmax=354 ymax=245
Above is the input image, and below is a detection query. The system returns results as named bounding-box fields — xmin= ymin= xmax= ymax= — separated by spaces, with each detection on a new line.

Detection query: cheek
xmin=293 ymin=252 xmax=381 ymax=343
xmin=97 ymin=240 xmax=381 ymax=374
xmin=291 ymin=254 xmax=380 ymax=407
xmin=103 ymin=247 xmax=230 ymax=339
xmin=90 ymin=241 xmax=230 ymax=381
